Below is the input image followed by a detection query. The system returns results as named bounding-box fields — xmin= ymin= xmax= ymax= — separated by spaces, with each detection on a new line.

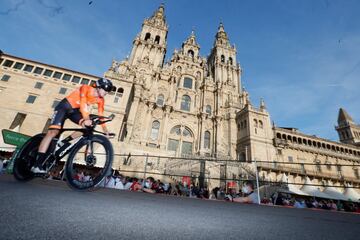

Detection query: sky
xmin=1 ymin=0 xmax=360 ymax=142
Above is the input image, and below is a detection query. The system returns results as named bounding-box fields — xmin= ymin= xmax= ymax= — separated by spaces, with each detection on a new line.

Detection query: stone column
xmin=125 ymin=86 xmax=142 ymax=143
xmin=142 ymin=102 xmax=155 ymax=145
xmin=159 ymin=105 xmax=172 ymax=149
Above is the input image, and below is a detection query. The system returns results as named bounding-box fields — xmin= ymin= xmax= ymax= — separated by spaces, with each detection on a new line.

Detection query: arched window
xmin=188 ymin=50 xmax=194 ymax=58
xmin=254 ymin=119 xmax=258 ymax=128
xmin=229 ymin=57 xmax=233 ymax=65
xmin=155 ymin=35 xmax=160 ymax=44
xmin=156 ymin=94 xmax=164 ymax=106
xmin=114 ymin=88 xmax=124 ymax=103
xmin=259 ymin=120 xmax=263 ymax=128
xmin=181 ymin=95 xmax=191 ymax=111
xmin=145 ymin=33 xmax=151 ymax=41
xmin=221 ymin=55 xmax=225 ymax=63
xmin=150 ymin=120 xmax=160 ymax=140
xmin=205 ymin=105 xmax=212 ymax=115
xmin=183 ymin=77 xmax=193 ymax=89
xmin=204 ymin=131 xmax=211 ymax=149
xmin=167 ymin=126 xmax=194 ymax=156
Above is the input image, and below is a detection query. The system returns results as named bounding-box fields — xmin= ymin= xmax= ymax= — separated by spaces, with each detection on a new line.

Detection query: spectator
xmin=229 ymin=181 xmax=259 ymax=204
xmin=209 ymin=187 xmax=220 ymax=200
xmin=142 ymin=177 xmax=156 ymax=194
xmin=123 ymin=177 xmax=133 ymax=190
xmin=336 ymin=200 xmax=344 ymax=211
xmin=104 ymin=175 xmax=116 ymax=188
xmin=294 ymin=198 xmax=307 ymax=209
xmin=156 ymin=182 xmax=165 ymax=194
xmin=328 ymin=200 xmax=337 ymax=211
xmin=171 ymin=184 xmax=182 ymax=196
xmin=83 ymin=172 xmax=92 ymax=182
xmin=129 ymin=178 xmax=142 ymax=191
xmin=164 ymin=183 xmax=172 ymax=194
xmin=305 ymin=199 xmax=314 ymax=208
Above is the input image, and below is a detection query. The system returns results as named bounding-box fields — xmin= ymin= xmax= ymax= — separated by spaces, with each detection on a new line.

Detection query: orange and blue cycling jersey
xmin=49 ymin=85 xmax=105 ymax=130
xmin=66 ymin=85 xmax=104 ymax=120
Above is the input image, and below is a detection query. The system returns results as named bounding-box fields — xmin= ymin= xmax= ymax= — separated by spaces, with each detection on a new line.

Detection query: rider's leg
xmin=32 ymin=129 xmax=59 ymax=173
xmin=32 ymin=98 xmax=71 ymax=173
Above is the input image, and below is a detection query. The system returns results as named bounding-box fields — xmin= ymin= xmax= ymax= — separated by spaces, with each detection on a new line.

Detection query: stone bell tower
xmin=128 ymin=4 xmax=168 ymax=71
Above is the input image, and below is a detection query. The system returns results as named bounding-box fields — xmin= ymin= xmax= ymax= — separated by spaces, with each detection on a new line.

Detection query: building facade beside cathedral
xmin=1 ymin=5 xmax=359 ymax=193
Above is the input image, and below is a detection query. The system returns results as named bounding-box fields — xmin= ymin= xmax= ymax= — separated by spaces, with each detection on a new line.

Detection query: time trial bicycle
xmin=13 ymin=114 xmax=115 ymax=190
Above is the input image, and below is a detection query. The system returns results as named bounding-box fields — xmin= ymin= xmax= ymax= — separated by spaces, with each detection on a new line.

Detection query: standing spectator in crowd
xmin=229 ymin=181 xmax=259 ymax=204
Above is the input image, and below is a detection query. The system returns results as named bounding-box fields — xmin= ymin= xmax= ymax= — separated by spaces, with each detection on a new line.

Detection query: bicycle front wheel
xmin=65 ymin=135 xmax=113 ymax=190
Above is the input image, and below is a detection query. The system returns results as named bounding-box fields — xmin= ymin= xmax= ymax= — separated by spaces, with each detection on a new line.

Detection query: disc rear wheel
xmin=13 ymin=134 xmax=44 ymax=181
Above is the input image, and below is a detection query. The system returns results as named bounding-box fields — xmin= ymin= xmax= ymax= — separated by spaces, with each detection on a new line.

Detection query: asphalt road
xmin=1 ymin=174 xmax=359 ymax=240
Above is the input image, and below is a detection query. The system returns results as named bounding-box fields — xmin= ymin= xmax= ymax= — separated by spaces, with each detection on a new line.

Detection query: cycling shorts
xmin=49 ymin=99 xmax=82 ymax=129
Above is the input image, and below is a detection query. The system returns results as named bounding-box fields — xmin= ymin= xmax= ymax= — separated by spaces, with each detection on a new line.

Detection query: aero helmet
xmin=96 ymin=78 xmax=113 ymax=92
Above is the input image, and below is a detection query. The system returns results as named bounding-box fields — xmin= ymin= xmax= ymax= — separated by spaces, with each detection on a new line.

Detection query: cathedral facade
xmin=103 ymin=5 xmax=245 ymax=160
xmin=1 ymin=5 xmax=359 ymax=193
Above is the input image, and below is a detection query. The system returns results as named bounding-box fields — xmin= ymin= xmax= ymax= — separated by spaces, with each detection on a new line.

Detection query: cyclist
xmin=31 ymin=78 xmax=114 ymax=174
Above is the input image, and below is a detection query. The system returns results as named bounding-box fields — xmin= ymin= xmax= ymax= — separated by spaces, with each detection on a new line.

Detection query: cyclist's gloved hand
xmin=82 ymin=119 xmax=93 ymax=127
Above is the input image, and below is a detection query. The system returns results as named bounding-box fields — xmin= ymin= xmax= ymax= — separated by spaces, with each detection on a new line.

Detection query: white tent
xmin=322 ymin=186 xmax=347 ymax=201
xmin=343 ymin=185 xmax=360 ymax=202
xmin=0 ymin=130 xmax=16 ymax=153
xmin=280 ymin=173 xmax=309 ymax=196
xmin=300 ymin=177 xmax=332 ymax=199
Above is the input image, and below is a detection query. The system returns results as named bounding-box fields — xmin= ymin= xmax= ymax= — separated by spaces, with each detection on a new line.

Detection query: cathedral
xmin=1 ymin=5 xmax=359 ymax=196
xmin=104 ymin=5 xmax=244 ymax=159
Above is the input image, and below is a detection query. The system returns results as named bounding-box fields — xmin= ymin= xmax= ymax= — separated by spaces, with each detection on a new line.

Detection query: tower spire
xmin=338 ymin=108 xmax=354 ymax=125
xmin=214 ymin=22 xmax=229 ymax=46
xmin=145 ymin=4 xmax=166 ymax=28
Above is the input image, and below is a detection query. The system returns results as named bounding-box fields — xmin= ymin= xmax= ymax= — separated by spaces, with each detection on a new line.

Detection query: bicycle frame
xmin=43 ymin=114 xmax=114 ymax=173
